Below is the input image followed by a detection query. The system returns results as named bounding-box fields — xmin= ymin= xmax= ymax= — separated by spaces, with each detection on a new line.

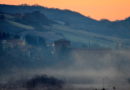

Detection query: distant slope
xmin=0 ymin=4 xmax=130 ymax=39
xmin=0 ymin=11 xmax=63 ymax=43
xmin=0 ymin=4 xmax=130 ymax=49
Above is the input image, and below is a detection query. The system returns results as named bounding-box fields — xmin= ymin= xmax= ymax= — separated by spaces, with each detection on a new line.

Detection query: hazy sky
xmin=0 ymin=0 xmax=130 ymax=21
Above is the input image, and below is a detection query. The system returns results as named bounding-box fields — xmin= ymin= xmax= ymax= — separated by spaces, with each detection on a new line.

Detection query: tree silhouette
xmin=25 ymin=75 xmax=65 ymax=90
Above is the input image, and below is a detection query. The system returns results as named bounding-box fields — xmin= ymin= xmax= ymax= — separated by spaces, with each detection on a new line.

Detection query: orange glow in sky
xmin=0 ymin=0 xmax=130 ymax=21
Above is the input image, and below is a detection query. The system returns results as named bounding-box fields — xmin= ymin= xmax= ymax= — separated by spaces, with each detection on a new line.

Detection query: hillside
xmin=0 ymin=4 xmax=130 ymax=49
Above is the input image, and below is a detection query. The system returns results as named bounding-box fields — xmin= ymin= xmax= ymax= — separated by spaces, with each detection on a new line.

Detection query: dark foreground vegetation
xmin=0 ymin=75 xmax=65 ymax=90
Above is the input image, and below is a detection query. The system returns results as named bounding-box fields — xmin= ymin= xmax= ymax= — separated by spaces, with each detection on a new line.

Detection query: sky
xmin=0 ymin=0 xmax=130 ymax=21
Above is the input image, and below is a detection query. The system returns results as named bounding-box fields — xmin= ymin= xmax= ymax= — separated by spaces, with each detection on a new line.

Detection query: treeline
xmin=0 ymin=32 xmax=20 ymax=40
xmin=0 ymin=75 xmax=65 ymax=90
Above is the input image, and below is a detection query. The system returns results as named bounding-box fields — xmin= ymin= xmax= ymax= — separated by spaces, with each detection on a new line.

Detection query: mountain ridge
xmin=0 ymin=4 xmax=130 ymax=22
xmin=0 ymin=4 xmax=130 ymax=49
